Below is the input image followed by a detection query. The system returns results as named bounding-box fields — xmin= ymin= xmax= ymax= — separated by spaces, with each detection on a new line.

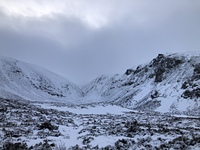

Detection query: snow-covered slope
xmin=83 ymin=52 xmax=200 ymax=115
xmin=0 ymin=52 xmax=199 ymax=114
xmin=82 ymin=74 xmax=121 ymax=102
xmin=0 ymin=56 xmax=83 ymax=102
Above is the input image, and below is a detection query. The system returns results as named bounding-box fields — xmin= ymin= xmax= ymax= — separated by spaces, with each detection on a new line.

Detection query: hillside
xmin=0 ymin=56 xmax=83 ymax=103
xmin=0 ymin=53 xmax=200 ymax=149
xmin=83 ymin=52 xmax=200 ymax=115
xmin=0 ymin=52 xmax=199 ymax=115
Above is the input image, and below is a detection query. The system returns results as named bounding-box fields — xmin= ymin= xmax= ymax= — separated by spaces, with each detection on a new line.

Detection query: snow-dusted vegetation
xmin=1 ymin=98 xmax=200 ymax=150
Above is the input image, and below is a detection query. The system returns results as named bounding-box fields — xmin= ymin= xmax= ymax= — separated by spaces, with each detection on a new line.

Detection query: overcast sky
xmin=0 ymin=0 xmax=200 ymax=85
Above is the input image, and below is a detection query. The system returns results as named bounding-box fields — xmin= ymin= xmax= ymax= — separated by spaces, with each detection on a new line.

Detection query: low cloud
xmin=0 ymin=0 xmax=200 ymax=85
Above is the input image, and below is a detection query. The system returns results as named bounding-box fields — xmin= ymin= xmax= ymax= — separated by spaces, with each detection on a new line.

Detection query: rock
xmin=182 ymin=88 xmax=200 ymax=99
xmin=38 ymin=121 xmax=58 ymax=131
xmin=154 ymin=67 xmax=165 ymax=82
xmin=125 ymin=69 xmax=134 ymax=75
xmin=194 ymin=64 xmax=200 ymax=74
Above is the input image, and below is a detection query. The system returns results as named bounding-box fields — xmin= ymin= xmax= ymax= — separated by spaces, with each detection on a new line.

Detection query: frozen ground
xmin=1 ymin=98 xmax=200 ymax=150
xmin=37 ymin=103 xmax=135 ymax=115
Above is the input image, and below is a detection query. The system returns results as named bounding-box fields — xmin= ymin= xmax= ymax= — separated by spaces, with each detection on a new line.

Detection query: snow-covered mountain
xmin=0 ymin=52 xmax=199 ymax=114
xmin=1 ymin=53 xmax=200 ymax=149
xmin=83 ymin=52 xmax=200 ymax=115
xmin=0 ymin=56 xmax=83 ymax=103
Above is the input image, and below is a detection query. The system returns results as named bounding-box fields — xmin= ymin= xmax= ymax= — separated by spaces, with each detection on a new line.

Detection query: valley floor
xmin=0 ymin=98 xmax=200 ymax=150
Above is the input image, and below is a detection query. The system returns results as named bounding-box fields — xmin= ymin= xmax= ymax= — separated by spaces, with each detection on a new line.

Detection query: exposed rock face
xmin=83 ymin=52 xmax=200 ymax=115
xmin=182 ymin=88 xmax=200 ymax=99
xmin=181 ymin=62 xmax=200 ymax=99
xmin=194 ymin=64 xmax=200 ymax=74
xmin=150 ymin=54 xmax=183 ymax=82
xmin=125 ymin=69 xmax=134 ymax=75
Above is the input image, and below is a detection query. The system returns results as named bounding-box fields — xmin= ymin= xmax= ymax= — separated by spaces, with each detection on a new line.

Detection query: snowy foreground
xmin=1 ymin=98 xmax=200 ymax=150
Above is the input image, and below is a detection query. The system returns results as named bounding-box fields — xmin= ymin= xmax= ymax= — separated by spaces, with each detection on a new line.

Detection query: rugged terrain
xmin=83 ymin=52 xmax=200 ymax=115
xmin=0 ymin=98 xmax=200 ymax=149
xmin=0 ymin=52 xmax=200 ymax=149
xmin=0 ymin=52 xmax=200 ymax=115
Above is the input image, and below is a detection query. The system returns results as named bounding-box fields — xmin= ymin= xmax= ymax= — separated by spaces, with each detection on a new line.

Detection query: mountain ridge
xmin=82 ymin=52 xmax=200 ymax=115
xmin=0 ymin=52 xmax=199 ymax=115
xmin=0 ymin=55 xmax=83 ymax=103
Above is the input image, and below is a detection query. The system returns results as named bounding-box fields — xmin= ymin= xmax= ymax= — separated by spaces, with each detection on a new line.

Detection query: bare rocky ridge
xmin=83 ymin=52 xmax=200 ymax=115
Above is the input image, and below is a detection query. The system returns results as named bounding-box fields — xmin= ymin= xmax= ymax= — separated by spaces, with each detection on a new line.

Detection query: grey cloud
xmin=0 ymin=1 xmax=200 ymax=85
